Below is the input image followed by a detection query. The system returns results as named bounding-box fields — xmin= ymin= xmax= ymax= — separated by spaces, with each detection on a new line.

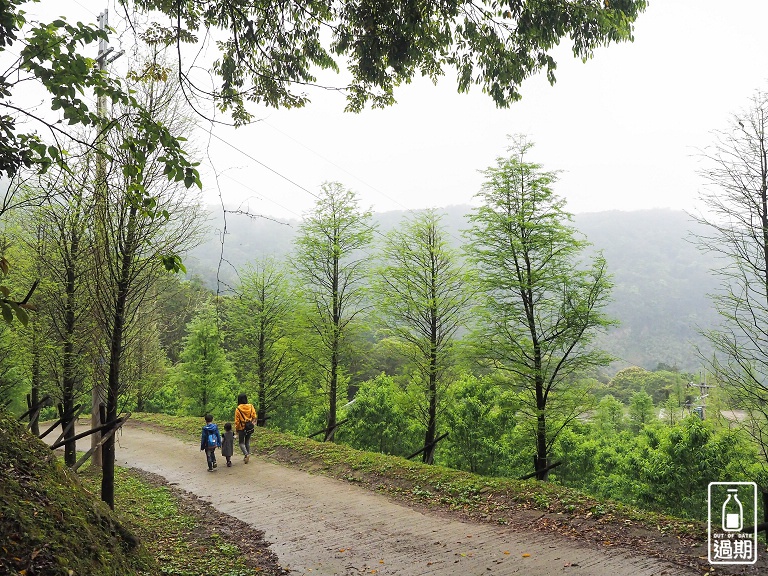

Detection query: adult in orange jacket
xmin=235 ymin=393 xmax=257 ymax=463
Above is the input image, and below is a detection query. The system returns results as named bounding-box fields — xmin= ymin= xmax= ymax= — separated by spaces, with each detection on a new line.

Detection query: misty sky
xmin=21 ymin=1 xmax=768 ymax=220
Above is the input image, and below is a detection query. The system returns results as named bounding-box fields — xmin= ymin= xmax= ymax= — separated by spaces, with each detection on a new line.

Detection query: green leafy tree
xmin=292 ymin=182 xmax=374 ymax=440
xmin=155 ymin=275 xmax=211 ymax=364
xmin=372 ymin=209 xmax=471 ymax=462
xmin=440 ymin=374 xmax=513 ymax=475
xmin=224 ymin=258 xmax=300 ymax=426
xmin=177 ymin=304 xmax=234 ymax=419
xmin=121 ymin=307 xmax=168 ymax=414
xmin=594 ymin=394 xmax=626 ymax=435
xmin=14 ymin=160 xmax=101 ymax=465
xmin=607 ymin=366 xmax=648 ymax=403
xmin=338 ymin=374 xmax=420 ymax=457
xmin=122 ymin=0 xmax=647 ymax=115
xmin=466 ymin=136 xmax=614 ymax=480
xmin=628 ymin=390 xmax=655 ymax=431
xmin=642 ymin=369 xmax=689 ymax=405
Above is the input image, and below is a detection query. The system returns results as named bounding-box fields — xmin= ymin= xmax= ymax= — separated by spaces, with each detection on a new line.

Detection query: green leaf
xmin=1 ymin=303 xmax=12 ymax=324
xmin=12 ymin=304 xmax=28 ymax=327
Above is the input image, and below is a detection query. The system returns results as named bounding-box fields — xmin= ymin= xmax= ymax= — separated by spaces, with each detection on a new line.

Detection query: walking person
xmin=235 ymin=393 xmax=257 ymax=463
xmin=221 ymin=422 xmax=235 ymax=467
xmin=200 ymin=414 xmax=221 ymax=472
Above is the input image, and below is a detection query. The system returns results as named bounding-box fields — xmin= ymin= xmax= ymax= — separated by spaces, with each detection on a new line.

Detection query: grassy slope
xmin=0 ymin=411 xmax=152 ymax=575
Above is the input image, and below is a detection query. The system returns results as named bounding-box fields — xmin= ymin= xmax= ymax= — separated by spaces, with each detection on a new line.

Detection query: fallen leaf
xmin=503 ymin=550 xmax=510 ymax=555
xmin=522 ymin=553 xmax=531 ymax=558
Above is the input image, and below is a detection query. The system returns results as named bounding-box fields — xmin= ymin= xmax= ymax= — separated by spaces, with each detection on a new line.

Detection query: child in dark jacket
xmin=200 ymin=414 xmax=222 ymax=471
xmin=221 ymin=422 xmax=235 ymax=467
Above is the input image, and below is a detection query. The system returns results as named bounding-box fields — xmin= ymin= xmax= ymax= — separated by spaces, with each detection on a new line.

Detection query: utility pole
xmin=688 ymin=372 xmax=715 ymax=420
xmin=90 ymin=8 xmax=123 ymax=468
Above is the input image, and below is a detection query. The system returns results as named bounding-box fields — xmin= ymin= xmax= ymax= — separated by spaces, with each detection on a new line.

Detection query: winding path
xmin=84 ymin=423 xmax=697 ymax=575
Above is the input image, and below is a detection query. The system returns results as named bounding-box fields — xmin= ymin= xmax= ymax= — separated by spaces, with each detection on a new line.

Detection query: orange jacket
xmin=235 ymin=403 xmax=257 ymax=431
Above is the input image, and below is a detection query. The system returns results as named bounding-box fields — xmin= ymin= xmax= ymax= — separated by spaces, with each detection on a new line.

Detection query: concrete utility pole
xmin=90 ymin=8 xmax=122 ymax=467
xmin=688 ymin=373 xmax=715 ymax=420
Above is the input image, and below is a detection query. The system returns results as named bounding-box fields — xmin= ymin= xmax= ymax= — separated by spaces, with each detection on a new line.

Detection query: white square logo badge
xmin=708 ymin=482 xmax=758 ymax=565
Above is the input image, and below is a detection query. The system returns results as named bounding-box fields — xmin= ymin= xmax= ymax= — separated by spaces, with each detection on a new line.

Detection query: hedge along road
xmin=74 ymin=422 xmax=696 ymax=576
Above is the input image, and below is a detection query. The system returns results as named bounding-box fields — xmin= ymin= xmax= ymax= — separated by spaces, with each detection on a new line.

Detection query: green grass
xmin=78 ymin=467 xmax=258 ymax=576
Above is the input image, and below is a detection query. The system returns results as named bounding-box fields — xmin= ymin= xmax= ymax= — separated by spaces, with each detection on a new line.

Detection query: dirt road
xmin=79 ymin=423 xmax=698 ymax=575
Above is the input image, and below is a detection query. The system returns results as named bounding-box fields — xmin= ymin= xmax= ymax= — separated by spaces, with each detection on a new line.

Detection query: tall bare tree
xmin=34 ymin=164 xmax=97 ymax=465
xmin=93 ymin=59 xmax=205 ymax=508
xmin=693 ymin=90 xmax=768 ymax=485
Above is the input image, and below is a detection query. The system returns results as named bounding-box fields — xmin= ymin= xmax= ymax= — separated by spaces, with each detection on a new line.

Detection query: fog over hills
xmin=185 ymin=206 xmax=719 ymax=372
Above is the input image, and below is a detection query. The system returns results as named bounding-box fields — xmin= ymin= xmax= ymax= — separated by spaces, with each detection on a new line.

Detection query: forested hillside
xmin=186 ymin=206 xmax=719 ymax=372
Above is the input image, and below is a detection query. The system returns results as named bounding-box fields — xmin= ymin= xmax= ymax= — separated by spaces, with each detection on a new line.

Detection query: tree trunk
xmin=257 ymin=316 xmax=267 ymax=426
xmin=423 ymin=239 xmax=439 ymax=464
xmin=62 ymin=239 xmax=78 ymax=466
xmin=327 ymin=248 xmax=340 ymax=441
xmin=29 ymin=319 xmax=41 ymax=437
xmin=101 ymin=207 xmax=136 ymax=510
xmin=535 ymin=386 xmax=548 ymax=480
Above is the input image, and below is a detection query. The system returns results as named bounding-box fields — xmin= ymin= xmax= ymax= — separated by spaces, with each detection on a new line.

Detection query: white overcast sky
xmin=21 ymin=1 xmax=768 ymax=220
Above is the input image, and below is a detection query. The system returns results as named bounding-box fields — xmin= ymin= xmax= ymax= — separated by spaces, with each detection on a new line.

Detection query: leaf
xmin=13 ymin=305 xmax=29 ymax=327
xmin=1 ymin=304 xmax=13 ymax=324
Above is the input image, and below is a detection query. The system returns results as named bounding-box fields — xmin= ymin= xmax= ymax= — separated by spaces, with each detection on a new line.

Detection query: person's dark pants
xmin=205 ymin=447 xmax=217 ymax=469
xmin=238 ymin=430 xmax=251 ymax=456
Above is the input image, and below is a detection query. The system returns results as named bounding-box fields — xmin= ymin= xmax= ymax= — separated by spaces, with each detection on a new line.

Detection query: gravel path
xmin=74 ymin=423 xmax=697 ymax=576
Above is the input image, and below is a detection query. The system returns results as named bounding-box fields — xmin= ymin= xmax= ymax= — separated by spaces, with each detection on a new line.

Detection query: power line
xmin=194 ymin=121 xmax=321 ymax=202
xmin=262 ymin=119 xmax=411 ymax=212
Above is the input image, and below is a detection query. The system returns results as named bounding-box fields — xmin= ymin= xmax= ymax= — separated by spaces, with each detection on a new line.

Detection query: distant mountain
xmin=575 ymin=209 xmax=717 ymax=372
xmin=184 ymin=206 xmax=720 ymax=372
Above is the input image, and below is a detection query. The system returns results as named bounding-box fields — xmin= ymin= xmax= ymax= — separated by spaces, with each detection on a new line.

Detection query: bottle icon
xmin=722 ymin=488 xmax=743 ymax=532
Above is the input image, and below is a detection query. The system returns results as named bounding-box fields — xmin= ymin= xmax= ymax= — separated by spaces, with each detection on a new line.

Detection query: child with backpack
xmin=221 ymin=422 xmax=235 ymax=467
xmin=200 ymin=414 xmax=222 ymax=471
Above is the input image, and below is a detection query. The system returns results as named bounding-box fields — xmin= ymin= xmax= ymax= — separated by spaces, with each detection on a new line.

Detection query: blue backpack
xmin=207 ymin=430 xmax=218 ymax=448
